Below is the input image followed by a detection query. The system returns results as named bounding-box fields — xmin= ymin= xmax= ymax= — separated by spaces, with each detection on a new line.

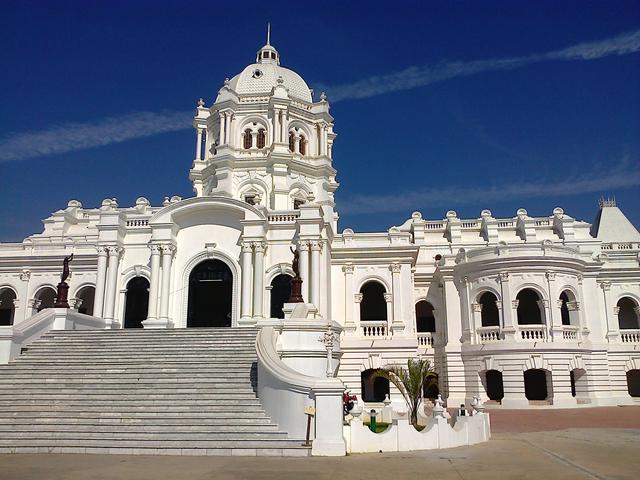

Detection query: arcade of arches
xmin=187 ymin=259 xmax=233 ymax=328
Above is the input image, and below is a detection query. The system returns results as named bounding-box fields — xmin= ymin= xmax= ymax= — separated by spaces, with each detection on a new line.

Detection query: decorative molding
xmin=511 ymin=299 xmax=519 ymax=309
xmin=354 ymin=293 xmax=363 ymax=303
xmin=19 ymin=270 xmax=31 ymax=282
xmin=545 ymin=271 xmax=556 ymax=281
xmin=342 ymin=263 xmax=354 ymax=274
xmin=383 ymin=293 xmax=393 ymax=303
xmin=471 ymin=303 xmax=482 ymax=313
xmin=390 ymin=263 xmax=401 ymax=274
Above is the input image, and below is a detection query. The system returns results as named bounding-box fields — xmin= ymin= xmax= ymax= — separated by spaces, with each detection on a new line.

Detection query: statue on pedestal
xmin=54 ymin=254 xmax=74 ymax=308
xmin=288 ymin=247 xmax=304 ymax=303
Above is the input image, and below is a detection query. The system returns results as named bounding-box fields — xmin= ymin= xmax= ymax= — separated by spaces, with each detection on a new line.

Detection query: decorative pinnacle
xmin=224 ymin=77 xmax=230 ymax=86
xmin=197 ymin=98 xmax=205 ymax=107
xmin=320 ymin=91 xmax=327 ymax=102
xmin=267 ymin=22 xmax=271 ymax=45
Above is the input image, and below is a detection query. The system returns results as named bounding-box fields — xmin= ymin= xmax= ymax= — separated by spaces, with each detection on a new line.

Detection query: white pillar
xmin=252 ymin=242 xmax=266 ymax=319
xmin=310 ymin=240 xmax=321 ymax=308
xmin=293 ymin=134 xmax=300 ymax=154
xmin=195 ymin=128 xmax=203 ymax=160
xmin=146 ymin=245 xmax=161 ymax=322
xmin=499 ymin=272 xmax=517 ymax=341
xmin=601 ymin=281 xmax=619 ymax=341
xmin=384 ymin=293 xmax=393 ymax=338
xmin=390 ymin=263 xmax=404 ymax=334
xmin=299 ymin=242 xmax=310 ymax=303
xmin=240 ymin=242 xmax=253 ymax=320
xmin=103 ymin=246 xmax=121 ymax=327
xmin=343 ymin=264 xmax=355 ymax=333
xmin=159 ymin=244 xmax=175 ymax=323
xmin=94 ymin=247 xmax=108 ymax=318
xmin=219 ymin=112 xmax=226 ymax=145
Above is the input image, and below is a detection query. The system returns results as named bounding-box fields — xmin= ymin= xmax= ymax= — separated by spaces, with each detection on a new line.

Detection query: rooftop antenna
xmin=266 ymin=22 xmax=271 ymax=45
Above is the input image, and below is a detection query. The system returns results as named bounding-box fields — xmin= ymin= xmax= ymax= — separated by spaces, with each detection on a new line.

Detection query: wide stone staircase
xmin=0 ymin=328 xmax=309 ymax=456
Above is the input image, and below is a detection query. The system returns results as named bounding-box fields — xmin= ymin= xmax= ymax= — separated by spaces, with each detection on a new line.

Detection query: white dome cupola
xmin=256 ymin=25 xmax=279 ymax=65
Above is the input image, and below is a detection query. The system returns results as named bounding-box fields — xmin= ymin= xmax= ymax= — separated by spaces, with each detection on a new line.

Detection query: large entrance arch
xmin=123 ymin=277 xmax=149 ymax=329
xmin=187 ymin=259 xmax=233 ymax=328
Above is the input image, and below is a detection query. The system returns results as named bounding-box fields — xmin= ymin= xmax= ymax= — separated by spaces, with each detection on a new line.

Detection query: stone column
xmin=159 ymin=244 xmax=175 ymax=324
xmin=471 ymin=302 xmax=482 ymax=343
xmin=195 ymin=128 xmax=203 ymax=160
xmin=310 ymin=240 xmax=321 ymax=308
xmin=498 ymin=272 xmax=517 ymax=340
xmin=94 ymin=247 xmax=108 ymax=318
xmin=273 ymin=109 xmax=280 ymax=143
xmin=342 ymin=264 xmax=355 ymax=334
xmin=219 ymin=112 xmax=226 ymax=145
xmin=103 ymin=246 xmax=121 ymax=327
xmin=354 ymin=293 xmax=363 ymax=336
xmin=384 ymin=293 xmax=393 ymax=337
xmin=390 ymin=263 xmax=404 ymax=335
xmin=252 ymin=242 xmax=266 ymax=319
xmin=299 ymin=242 xmax=310 ymax=303
xmin=459 ymin=276 xmax=472 ymax=343
xmin=240 ymin=242 xmax=253 ymax=321
xmin=537 ymin=299 xmax=551 ymax=340
xmin=601 ymin=282 xmax=619 ymax=341
xmin=545 ymin=272 xmax=563 ymax=341
xmin=146 ymin=245 xmax=161 ymax=323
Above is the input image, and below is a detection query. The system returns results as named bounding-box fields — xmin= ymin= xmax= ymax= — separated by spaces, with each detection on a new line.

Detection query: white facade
xmin=1 ymin=39 xmax=640 ymax=409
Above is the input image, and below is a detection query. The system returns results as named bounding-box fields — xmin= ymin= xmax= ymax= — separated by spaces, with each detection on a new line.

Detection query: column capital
xmin=498 ymin=272 xmax=509 ymax=283
xmin=19 ymin=269 xmax=31 ymax=282
xmin=471 ymin=302 xmax=482 ymax=313
xmin=342 ymin=263 xmax=354 ymax=274
xmin=298 ymin=241 xmax=310 ymax=251
xmin=511 ymin=299 xmax=519 ymax=309
xmin=613 ymin=306 xmax=620 ymax=315
xmin=106 ymin=246 xmax=122 ymax=257
xmin=545 ymin=271 xmax=556 ymax=281
xmin=96 ymin=246 xmax=109 ymax=257
xmin=383 ymin=293 xmax=393 ymax=303
xmin=459 ymin=276 xmax=469 ymax=287
xmin=309 ymin=240 xmax=322 ymax=251
xmin=599 ymin=281 xmax=612 ymax=291
xmin=241 ymin=241 xmax=253 ymax=253
xmin=12 ymin=298 xmax=20 ymax=308
xmin=354 ymin=293 xmax=363 ymax=303
xmin=495 ymin=300 xmax=502 ymax=309
xmin=253 ymin=241 xmax=267 ymax=253
xmin=389 ymin=263 xmax=401 ymax=274
xmin=160 ymin=244 xmax=176 ymax=255
xmin=149 ymin=244 xmax=162 ymax=255
xmin=556 ymin=299 xmax=565 ymax=309
xmin=28 ymin=299 xmax=41 ymax=309
xmin=538 ymin=299 xmax=549 ymax=308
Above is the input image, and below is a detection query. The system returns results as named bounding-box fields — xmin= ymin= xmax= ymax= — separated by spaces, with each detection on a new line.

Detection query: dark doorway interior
xmin=627 ymin=369 xmax=640 ymax=397
xmin=360 ymin=281 xmax=387 ymax=321
xmin=423 ymin=372 xmax=439 ymax=400
xmin=123 ymin=277 xmax=149 ymax=329
xmin=415 ymin=300 xmax=436 ymax=332
xmin=187 ymin=260 xmax=233 ymax=328
xmin=524 ymin=369 xmax=548 ymax=401
xmin=270 ymin=274 xmax=292 ymax=319
xmin=485 ymin=369 xmax=505 ymax=401
xmin=361 ymin=369 xmax=390 ymax=402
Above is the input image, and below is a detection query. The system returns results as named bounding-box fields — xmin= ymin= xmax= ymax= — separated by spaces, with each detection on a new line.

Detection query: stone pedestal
xmin=54 ymin=282 xmax=70 ymax=308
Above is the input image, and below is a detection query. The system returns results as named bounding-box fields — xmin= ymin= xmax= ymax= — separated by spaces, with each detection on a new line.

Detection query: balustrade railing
xmin=561 ymin=325 xmax=580 ymax=341
xmin=361 ymin=321 xmax=388 ymax=338
xmin=519 ymin=324 xmax=547 ymax=341
xmin=416 ymin=332 xmax=434 ymax=347
xmin=621 ymin=329 xmax=640 ymax=343
xmin=476 ymin=326 xmax=502 ymax=343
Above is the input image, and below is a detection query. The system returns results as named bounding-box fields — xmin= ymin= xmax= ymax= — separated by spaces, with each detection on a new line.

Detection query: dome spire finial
xmin=266 ymin=22 xmax=271 ymax=46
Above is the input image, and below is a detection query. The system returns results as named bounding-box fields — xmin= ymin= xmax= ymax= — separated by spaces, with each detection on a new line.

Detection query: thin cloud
xmin=339 ymin=157 xmax=640 ymax=215
xmin=0 ymin=110 xmax=192 ymax=162
xmin=1 ymin=30 xmax=639 ymax=162
xmin=318 ymin=29 xmax=640 ymax=102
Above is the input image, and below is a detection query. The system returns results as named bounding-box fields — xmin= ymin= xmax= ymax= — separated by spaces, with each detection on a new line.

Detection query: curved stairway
xmin=0 ymin=327 xmax=309 ymax=456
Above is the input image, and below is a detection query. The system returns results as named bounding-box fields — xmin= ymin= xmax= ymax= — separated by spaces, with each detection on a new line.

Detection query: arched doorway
xmin=35 ymin=287 xmax=56 ymax=312
xmin=479 ymin=292 xmax=500 ymax=327
xmin=415 ymin=300 xmax=436 ymax=332
xmin=123 ymin=277 xmax=149 ymax=329
xmin=270 ymin=274 xmax=292 ymax=319
xmin=627 ymin=370 xmax=640 ymax=397
xmin=524 ymin=369 xmax=550 ymax=401
xmin=360 ymin=369 xmax=390 ymax=402
xmin=187 ymin=259 xmax=233 ymax=328
xmin=0 ymin=288 xmax=17 ymax=326
xmin=484 ymin=370 xmax=504 ymax=402
xmin=423 ymin=372 xmax=439 ymax=400
xmin=516 ymin=289 xmax=543 ymax=324
xmin=75 ymin=286 xmax=96 ymax=316
xmin=360 ymin=281 xmax=387 ymax=321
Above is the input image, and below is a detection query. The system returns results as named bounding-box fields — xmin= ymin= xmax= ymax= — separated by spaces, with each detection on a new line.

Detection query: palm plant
xmin=374 ymin=358 xmax=437 ymax=427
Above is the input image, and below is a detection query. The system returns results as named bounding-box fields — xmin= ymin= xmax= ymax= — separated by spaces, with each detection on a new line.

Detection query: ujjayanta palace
xmin=1 ymin=38 xmax=640 ymax=409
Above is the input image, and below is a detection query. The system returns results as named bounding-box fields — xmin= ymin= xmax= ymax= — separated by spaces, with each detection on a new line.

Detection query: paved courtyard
xmin=0 ymin=406 xmax=638 ymax=480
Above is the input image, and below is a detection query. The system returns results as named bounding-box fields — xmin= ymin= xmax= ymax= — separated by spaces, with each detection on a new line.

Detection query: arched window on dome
xmin=243 ymin=129 xmax=253 ymax=150
xmin=288 ymin=131 xmax=295 ymax=153
xmin=299 ymin=135 xmax=306 ymax=156
xmin=257 ymin=129 xmax=266 ymax=149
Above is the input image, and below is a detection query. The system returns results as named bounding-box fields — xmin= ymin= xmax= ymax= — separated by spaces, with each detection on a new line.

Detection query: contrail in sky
xmin=0 ymin=30 xmax=639 ymax=162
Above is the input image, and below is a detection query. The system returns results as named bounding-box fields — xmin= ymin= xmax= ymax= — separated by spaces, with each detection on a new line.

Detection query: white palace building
xmin=0 ymin=36 xmax=640 ymax=454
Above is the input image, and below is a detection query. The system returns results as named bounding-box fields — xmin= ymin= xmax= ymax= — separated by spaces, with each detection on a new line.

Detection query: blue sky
xmin=1 ymin=0 xmax=639 ymax=241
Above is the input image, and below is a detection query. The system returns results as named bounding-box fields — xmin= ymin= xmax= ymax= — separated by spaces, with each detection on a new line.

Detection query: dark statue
xmin=54 ymin=254 xmax=74 ymax=309
xmin=288 ymin=246 xmax=304 ymax=303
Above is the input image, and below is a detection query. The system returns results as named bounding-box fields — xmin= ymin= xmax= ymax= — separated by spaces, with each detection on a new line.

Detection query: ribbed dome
xmin=223 ymin=62 xmax=313 ymax=103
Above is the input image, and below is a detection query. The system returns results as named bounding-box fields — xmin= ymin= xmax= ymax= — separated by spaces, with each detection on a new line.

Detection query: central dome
xmin=219 ymin=42 xmax=313 ymax=103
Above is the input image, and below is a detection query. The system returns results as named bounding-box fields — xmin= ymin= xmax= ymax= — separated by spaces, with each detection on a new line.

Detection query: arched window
xmin=75 ymin=286 xmax=96 ymax=316
xmin=627 ymin=370 xmax=640 ymax=397
xmin=516 ymin=289 xmax=543 ymax=324
xmin=423 ymin=372 xmax=439 ymax=400
xmin=524 ymin=369 xmax=551 ymax=401
xmin=243 ymin=129 xmax=253 ymax=149
xmin=257 ymin=129 xmax=266 ymax=149
xmin=299 ymin=135 xmax=306 ymax=156
xmin=360 ymin=281 xmax=387 ymax=321
xmin=270 ymin=274 xmax=292 ymax=319
xmin=617 ymin=297 xmax=640 ymax=329
xmin=415 ymin=300 xmax=435 ymax=332
xmin=484 ymin=370 xmax=504 ymax=402
xmin=288 ymin=131 xmax=295 ymax=152
xmin=123 ymin=277 xmax=149 ymax=329
xmin=478 ymin=292 xmax=500 ymax=327
xmin=0 ymin=288 xmax=17 ymax=326
xmin=35 ymin=287 xmax=56 ymax=312
xmin=360 ymin=369 xmax=389 ymax=402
